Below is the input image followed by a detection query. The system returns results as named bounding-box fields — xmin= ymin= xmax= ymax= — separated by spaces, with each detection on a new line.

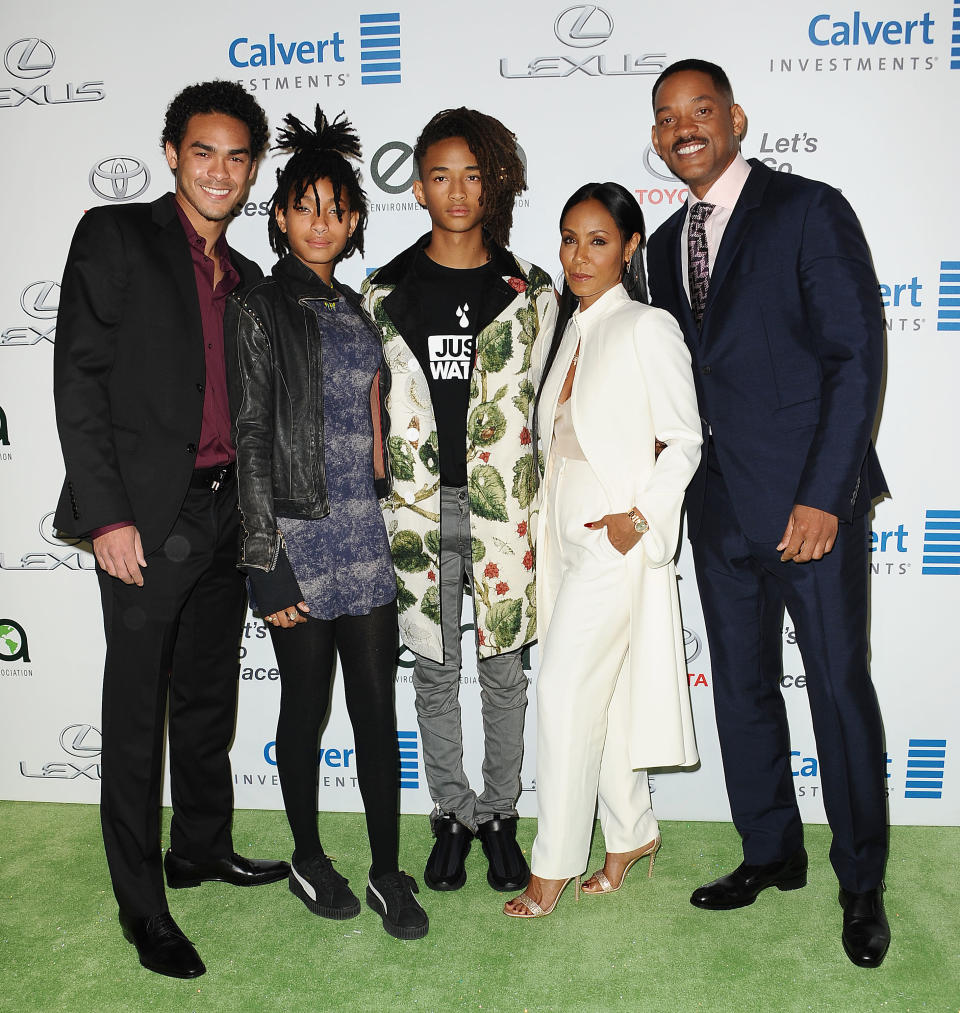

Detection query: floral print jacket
xmin=361 ymin=235 xmax=556 ymax=662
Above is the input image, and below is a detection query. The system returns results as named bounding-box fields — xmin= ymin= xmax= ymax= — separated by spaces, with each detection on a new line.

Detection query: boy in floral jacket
xmin=362 ymin=108 xmax=555 ymax=895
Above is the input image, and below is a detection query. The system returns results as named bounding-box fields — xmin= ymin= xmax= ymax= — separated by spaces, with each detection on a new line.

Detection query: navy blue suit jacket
xmin=647 ymin=159 xmax=887 ymax=543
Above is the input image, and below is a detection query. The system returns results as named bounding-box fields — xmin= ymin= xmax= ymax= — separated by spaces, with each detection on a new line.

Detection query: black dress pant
xmin=692 ymin=443 xmax=888 ymax=892
xmin=97 ymin=474 xmax=247 ymax=917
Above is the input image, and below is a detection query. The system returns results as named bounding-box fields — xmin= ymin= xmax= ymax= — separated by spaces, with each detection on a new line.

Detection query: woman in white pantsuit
xmin=505 ymin=183 xmax=702 ymax=919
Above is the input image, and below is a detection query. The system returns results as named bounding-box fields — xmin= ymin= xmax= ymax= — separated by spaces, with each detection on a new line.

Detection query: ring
xmin=286 ymin=612 xmax=297 ymax=621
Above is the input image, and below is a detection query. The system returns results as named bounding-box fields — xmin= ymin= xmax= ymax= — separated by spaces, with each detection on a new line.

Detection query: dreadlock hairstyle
xmin=531 ymin=182 xmax=649 ymax=483
xmin=413 ymin=107 xmax=526 ymax=249
xmin=267 ymin=106 xmax=369 ymax=260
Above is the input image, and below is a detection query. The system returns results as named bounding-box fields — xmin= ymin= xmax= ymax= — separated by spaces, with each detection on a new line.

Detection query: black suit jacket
xmin=647 ymin=159 xmax=887 ymax=542
xmin=53 ymin=194 xmax=262 ymax=554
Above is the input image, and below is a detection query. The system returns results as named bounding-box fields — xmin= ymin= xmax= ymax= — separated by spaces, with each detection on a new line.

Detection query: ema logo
xmin=0 ymin=404 xmax=8 ymax=446
xmin=921 ymin=510 xmax=960 ymax=574
xmin=904 ymin=738 xmax=946 ymax=799
xmin=937 ymin=261 xmax=960 ymax=330
xmin=360 ymin=13 xmax=401 ymax=85
xmin=0 ymin=619 xmax=30 ymax=662
xmin=398 ymin=729 xmax=419 ymax=789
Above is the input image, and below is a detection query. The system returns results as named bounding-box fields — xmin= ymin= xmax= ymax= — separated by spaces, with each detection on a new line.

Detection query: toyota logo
xmin=20 ymin=281 xmax=60 ymax=319
xmin=643 ymin=144 xmax=681 ymax=184
xmin=59 ymin=724 xmax=102 ymax=757
xmin=371 ymin=141 xmax=415 ymax=195
xmin=554 ymin=5 xmax=614 ymax=48
xmin=89 ymin=157 xmax=151 ymax=202
xmin=4 ymin=38 xmax=56 ymax=79
xmin=683 ymin=627 xmax=702 ymax=664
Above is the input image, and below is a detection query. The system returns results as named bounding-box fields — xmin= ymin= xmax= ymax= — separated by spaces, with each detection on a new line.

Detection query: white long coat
xmin=535 ymin=284 xmax=702 ymax=770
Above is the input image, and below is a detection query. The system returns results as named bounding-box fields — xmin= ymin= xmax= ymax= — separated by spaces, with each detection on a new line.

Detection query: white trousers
xmin=531 ymin=456 xmax=658 ymax=878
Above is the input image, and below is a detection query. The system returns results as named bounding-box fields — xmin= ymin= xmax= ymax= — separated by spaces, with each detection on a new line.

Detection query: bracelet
xmin=627 ymin=507 xmax=649 ymax=535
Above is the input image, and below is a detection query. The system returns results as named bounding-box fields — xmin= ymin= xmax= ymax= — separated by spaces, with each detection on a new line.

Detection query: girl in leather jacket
xmin=226 ymin=107 xmax=427 ymax=940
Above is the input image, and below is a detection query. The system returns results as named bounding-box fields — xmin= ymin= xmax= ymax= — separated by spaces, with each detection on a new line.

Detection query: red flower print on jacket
xmin=507 ymin=277 xmax=527 ymax=294
xmin=484 ymin=562 xmax=499 ymax=579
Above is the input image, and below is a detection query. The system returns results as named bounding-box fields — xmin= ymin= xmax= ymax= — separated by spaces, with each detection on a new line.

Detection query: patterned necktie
xmin=687 ymin=201 xmax=716 ymax=329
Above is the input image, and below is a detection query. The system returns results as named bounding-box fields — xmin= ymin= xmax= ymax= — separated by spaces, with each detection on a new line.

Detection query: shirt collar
xmin=688 ymin=151 xmax=751 ymax=213
xmin=171 ymin=193 xmax=232 ymax=266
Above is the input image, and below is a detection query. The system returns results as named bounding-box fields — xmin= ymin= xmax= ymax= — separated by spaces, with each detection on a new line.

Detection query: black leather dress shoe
xmin=423 ymin=814 xmax=473 ymax=891
xmin=690 ymin=848 xmax=808 ymax=909
xmin=164 ymin=849 xmax=289 ymax=889
xmin=477 ymin=815 xmax=530 ymax=892
xmin=119 ymin=910 xmax=205 ymax=979
xmin=839 ymin=886 xmax=890 ymax=967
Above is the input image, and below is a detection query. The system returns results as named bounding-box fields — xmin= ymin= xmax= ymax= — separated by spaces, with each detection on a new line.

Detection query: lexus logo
xmin=643 ymin=144 xmax=681 ymax=183
xmin=89 ymin=157 xmax=151 ymax=202
xmin=20 ymin=281 xmax=60 ymax=319
xmin=683 ymin=627 xmax=702 ymax=664
xmin=554 ymin=5 xmax=614 ymax=48
xmin=371 ymin=141 xmax=415 ymax=195
xmin=40 ymin=511 xmax=82 ymax=547
xmin=59 ymin=724 xmax=102 ymax=757
xmin=3 ymin=38 xmax=56 ymax=79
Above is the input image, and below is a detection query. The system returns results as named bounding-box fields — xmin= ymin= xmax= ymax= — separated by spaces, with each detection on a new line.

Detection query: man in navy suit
xmin=646 ymin=60 xmax=890 ymax=968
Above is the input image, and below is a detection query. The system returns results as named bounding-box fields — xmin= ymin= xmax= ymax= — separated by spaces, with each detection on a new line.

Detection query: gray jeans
xmin=412 ymin=486 xmax=528 ymax=832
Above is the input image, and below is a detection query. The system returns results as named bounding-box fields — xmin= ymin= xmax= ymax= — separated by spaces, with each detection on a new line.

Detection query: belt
xmin=190 ymin=461 xmax=235 ymax=491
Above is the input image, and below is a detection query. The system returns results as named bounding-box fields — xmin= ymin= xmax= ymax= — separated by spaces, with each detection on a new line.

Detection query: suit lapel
xmin=663 ymin=211 xmax=698 ymax=335
xmin=701 ymin=161 xmax=771 ymax=329
xmin=152 ymin=196 xmax=204 ymax=350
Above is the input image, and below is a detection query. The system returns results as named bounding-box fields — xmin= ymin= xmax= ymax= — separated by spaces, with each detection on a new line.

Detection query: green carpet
xmin=0 ymin=802 xmax=956 ymax=1012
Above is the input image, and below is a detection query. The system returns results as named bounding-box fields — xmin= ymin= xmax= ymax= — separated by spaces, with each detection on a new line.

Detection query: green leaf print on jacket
xmin=388 ymin=436 xmax=416 ymax=481
xmin=486 ymin=598 xmax=523 ymax=649
xmin=477 ymin=321 xmax=513 ymax=372
xmin=468 ymin=464 xmax=509 ymax=522
xmin=468 ymin=401 xmax=507 ymax=447
xmin=391 ymin=529 xmax=431 ymax=573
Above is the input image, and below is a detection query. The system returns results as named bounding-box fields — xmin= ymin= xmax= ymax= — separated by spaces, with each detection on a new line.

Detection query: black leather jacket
xmin=225 ymin=254 xmax=392 ymax=590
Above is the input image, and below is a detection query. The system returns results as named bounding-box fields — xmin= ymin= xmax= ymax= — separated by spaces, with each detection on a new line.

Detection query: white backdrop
xmin=1 ymin=1 xmax=956 ymax=827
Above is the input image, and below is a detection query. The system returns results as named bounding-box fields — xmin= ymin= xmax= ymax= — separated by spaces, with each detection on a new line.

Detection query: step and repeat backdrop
xmin=0 ymin=1 xmax=956 ymax=826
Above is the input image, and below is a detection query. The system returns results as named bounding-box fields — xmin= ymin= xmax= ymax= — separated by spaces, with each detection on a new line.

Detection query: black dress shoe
xmin=690 ymin=848 xmax=808 ymax=909
xmin=164 ymin=849 xmax=289 ymax=889
xmin=477 ymin=815 xmax=530 ymax=892
xmin=423 ymin=814 xmax=473 ymax=891
xmin=839 ymin=886 xmax=890 ymax=967
xmin=119 ymin=910 xmax=205 ymax=979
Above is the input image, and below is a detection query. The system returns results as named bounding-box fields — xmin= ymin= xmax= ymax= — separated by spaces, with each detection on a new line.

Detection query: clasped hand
xmin=266 ymin=602 xmax=310 ymax=628
xmin=777 ymin=504 xmax=839 ymax=563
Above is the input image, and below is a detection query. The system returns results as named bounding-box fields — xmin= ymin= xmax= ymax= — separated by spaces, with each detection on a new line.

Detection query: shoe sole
xmin=289 ymin=871 xmax=361 ymax=919
xmin=486 ymin=867 xmax=530 ymax=892
xmin=690 ymin=871 xmax=808 ymax=910
xmin=365 ymin=888 xmax=429 ymax=940
xmin=166 ymin=871 xmax=288 ymax=889
xmin=120 ymin=926 xmax=206 ymax=979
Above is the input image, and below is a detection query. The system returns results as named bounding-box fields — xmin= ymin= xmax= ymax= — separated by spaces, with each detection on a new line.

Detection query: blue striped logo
xmin=360 ymin=13 xmax=401 ymax=85
xmin=952 ymin=6 xmax=960 ymax=68
xmin=922 ymin=509 xmax=960 ymax=575
xmin=904 ymin=739 xmax=946 ymax=799
xmin=938 ymin=260 xmax=960 ymax=330
xmin=398 ymin=729 xmax=419 ymax=788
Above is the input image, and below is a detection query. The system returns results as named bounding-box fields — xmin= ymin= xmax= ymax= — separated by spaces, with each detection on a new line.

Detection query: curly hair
xmin=160 ymin=80 xmax=269 ymax=160
xmin=652 ymin=59 xmax=734 ymax=110
xmin=267 ymin=106 xmax=369 ymax=261
xmin=413 ymin=107 xmax=526 ymax=248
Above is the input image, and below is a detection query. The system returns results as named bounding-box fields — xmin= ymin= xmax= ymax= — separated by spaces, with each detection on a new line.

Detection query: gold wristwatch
xmin=628 ymin=507 xmax=649 ymax=535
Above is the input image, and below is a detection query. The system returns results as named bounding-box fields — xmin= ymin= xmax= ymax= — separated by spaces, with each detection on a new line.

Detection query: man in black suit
xmin=53 ymin=81 xmax=287 ymax=979
xmin=646 ymin=60 xmax=890 ymax=968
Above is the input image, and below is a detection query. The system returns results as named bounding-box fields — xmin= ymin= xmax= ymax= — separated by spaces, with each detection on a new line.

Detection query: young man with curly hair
xmin=362 ymin=107 xmax=555 ymax=896
xmin=53 ymin=81 xmax=287 ymax=979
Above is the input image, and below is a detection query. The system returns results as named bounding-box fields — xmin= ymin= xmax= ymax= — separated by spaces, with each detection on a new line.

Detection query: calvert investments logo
xmin=228 ymin=23 xmax=348 ymax=91
xmin=921 ymin=510 xmax=960 ymax=575
xmin=20 ymin=723 xmax=102 ymax=780
xmin=1 ymin=37 xmax=104 ymax=108
xmin=1 ymin=280 xmax=59 ymax=347
xmin=768 ymin=8 xmax=940 ymax=75
xmin=937 ymin=260 xmax=960 ymax=331
xmin=499 ymin=5 xmax=666 ymax=79
xmin=880 ymin=273 xmax=924 ymax=333
xmin=360 ymin=13 xmax=401 ymax=85
xmin=89 ymin=156 xmax=150 ymax=202
xmin=904 ymin=738 xmax=946 ymax=799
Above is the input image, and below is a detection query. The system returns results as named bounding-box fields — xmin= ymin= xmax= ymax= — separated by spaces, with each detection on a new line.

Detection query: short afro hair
xmin=161 ymin=80 xmax=269 ymax=160
xmin=651 ymin=59 xmax=735 ymax=110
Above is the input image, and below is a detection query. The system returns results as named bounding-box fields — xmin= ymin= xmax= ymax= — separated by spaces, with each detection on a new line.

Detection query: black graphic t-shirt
xmin=407 ymin=251 xmax=498 ymax=486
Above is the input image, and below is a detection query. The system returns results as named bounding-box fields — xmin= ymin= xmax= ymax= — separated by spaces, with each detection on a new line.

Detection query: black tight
xmin=269 ymin=600 xmax=400 ymax=879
